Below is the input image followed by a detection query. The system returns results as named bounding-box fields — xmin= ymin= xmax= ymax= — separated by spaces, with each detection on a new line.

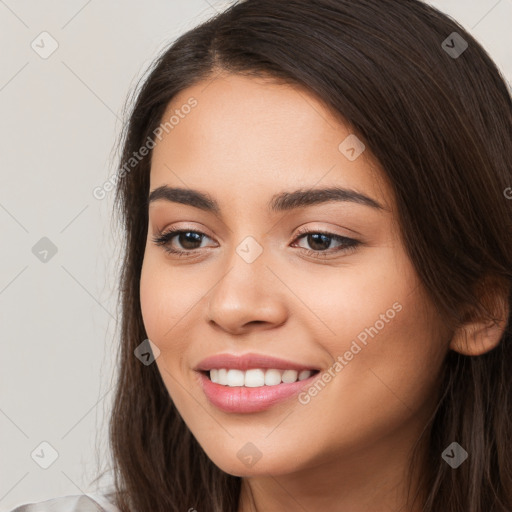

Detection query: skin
xmin=139 ymin=72 xmax=505 ymax=511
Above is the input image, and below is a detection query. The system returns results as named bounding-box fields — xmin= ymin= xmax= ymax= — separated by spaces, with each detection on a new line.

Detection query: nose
xmin=206 ymin=247 xmax=289 ymax=335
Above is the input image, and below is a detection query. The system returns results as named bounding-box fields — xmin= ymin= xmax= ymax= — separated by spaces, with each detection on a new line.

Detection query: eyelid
xmin=152 ymin=223 xmax=361 ymax=261
xmin=290 ymin=222 xmax=367 ymax=251
xmin=154 ymin=221 xmax=218 ymax=241
xmin=156 ymin=219 xmax=359 ymax=237
xmin=157 ymin=217 xmax=361 ymax=238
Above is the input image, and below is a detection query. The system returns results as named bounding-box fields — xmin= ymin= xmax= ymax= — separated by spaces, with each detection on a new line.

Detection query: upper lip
xmin=194 ymin=352 xmax=319 ymax=372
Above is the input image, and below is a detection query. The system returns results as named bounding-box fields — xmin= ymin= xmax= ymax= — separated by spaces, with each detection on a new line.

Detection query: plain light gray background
xmin=1 ymin=0 xmax=511 ymax=510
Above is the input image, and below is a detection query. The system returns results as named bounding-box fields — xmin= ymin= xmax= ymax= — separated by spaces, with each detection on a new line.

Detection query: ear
xmin=449 ymin=280 xmax=510 ymax=356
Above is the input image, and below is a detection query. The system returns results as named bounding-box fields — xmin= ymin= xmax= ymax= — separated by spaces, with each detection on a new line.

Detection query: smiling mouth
xmin=201 ymin=368 xmax=320 ymax=387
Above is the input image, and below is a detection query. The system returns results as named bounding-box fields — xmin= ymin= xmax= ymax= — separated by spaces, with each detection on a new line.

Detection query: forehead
xmin=149 ymin=73 xmax=392 ymax=212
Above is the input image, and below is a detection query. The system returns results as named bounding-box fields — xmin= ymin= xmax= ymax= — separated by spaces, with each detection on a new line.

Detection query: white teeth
xmin=218 ymin=369 xmax=227 ymax=384
xmin=208 ymin=368 xmax=315 ymax=387
xmin=226 ymin=369 xmax=245 ymax=387
xmin=264 ymin=369 xmax=282 ymax=386
xmin=244 ymin=369 xmax=265 ymax=387
xmin=281 ymin=369 xmax=298 ymax=383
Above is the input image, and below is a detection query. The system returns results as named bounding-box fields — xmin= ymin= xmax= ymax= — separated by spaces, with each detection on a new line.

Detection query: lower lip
xmin=197 ymin=371 xmax=319 ymax=413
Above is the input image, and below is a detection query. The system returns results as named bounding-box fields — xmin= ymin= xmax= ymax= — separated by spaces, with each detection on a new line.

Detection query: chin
xmin=199 ymin=441 xmax=308 ymax=477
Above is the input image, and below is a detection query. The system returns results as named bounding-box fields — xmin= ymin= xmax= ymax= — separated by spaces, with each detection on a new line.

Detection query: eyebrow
xmin=148 ymin=185 xmax=384 ymax=213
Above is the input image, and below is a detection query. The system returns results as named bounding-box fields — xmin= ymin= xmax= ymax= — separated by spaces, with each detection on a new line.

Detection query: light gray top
xmin=9 ymin=491 xmax=120 ymax=512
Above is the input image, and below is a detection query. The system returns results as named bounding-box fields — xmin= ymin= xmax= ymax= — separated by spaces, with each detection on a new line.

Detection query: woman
xmin=12 ymin=0 xmax=512 ymax=510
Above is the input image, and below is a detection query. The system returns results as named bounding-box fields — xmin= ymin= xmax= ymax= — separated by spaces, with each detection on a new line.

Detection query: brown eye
xmin=292 ymin=229 xmax=361 ymax=259
xmin=152 ymin=229 xmax=215 ymax=256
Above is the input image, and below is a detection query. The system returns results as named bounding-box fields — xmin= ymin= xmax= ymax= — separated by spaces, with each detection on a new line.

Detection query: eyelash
xmin=152 ymin=225 xmax=360 ymax=260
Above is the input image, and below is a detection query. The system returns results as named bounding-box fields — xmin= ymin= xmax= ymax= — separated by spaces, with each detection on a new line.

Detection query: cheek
xmin=368 ymin=290 xmax=448 ymax=401
xmin=139 ymin=254 xmax=203 ymax=413
xmin=139 ymin=252 xmax=199 ymax=354
xmin=298 ymin=248 xmax=410 ymax=349
xmin=309 ymin=247 xmax=447 ymax=412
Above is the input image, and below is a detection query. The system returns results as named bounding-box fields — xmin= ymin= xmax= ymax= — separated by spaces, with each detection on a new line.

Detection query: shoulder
xmin=9 ymin=491 xmax=120 ymax=512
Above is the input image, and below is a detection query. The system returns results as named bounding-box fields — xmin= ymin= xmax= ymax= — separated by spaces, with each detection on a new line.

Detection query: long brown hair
xmin=102 ymin=1 xmax=512 ymax=510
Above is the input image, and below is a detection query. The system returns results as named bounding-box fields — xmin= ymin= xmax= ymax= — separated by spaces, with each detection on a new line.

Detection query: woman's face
xmin=140 ymin=73 xmax=450 ymax=479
